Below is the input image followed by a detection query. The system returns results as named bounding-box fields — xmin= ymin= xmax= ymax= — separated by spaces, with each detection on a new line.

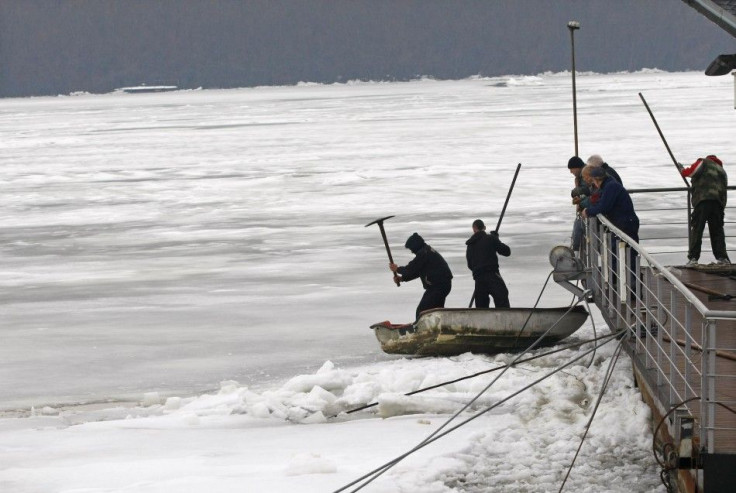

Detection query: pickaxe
xmin=365 ymin=215 xmax=400 ymax=287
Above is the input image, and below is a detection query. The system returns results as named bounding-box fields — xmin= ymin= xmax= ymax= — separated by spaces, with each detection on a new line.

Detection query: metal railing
xmin=628 ymin=185 xmax=736 ymax=259
xmin=582 ymin=215 xmax=736 ymax=454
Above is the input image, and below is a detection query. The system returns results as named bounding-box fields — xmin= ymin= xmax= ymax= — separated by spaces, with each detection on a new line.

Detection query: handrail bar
xmin=628 ymin=185 xmax=736 ymax=194
xmin=595 ymin=215 xmax=736 ymax=320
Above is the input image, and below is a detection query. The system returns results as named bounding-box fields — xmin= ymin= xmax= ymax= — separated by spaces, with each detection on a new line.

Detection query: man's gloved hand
xmin=490 ymin=231 xmax=499 ymax=238
xmin=676 ymin=162 xmax=684 ymax=171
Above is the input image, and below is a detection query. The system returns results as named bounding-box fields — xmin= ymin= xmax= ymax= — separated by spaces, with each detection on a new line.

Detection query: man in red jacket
xmin=679 ymin=155 xmax=730 ymax=267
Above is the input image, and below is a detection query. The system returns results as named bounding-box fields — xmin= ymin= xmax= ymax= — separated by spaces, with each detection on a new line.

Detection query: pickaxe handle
xmin=378 ymin=224 xmax=400 ymax=287
xmin=366 ymin=215 xmax=400 ymax=286
xmin=377 ymin=222 xmax=395 ymax=265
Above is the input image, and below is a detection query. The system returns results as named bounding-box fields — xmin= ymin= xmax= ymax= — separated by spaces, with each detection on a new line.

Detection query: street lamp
xmin=568 ymin=21 xmax=580 ymax=156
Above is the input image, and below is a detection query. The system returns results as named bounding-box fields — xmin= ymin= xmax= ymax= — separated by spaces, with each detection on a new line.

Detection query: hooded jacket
xmin=465 ymin=231 xmax=511 ymax=279
xmin=397 ymin=234 xmax=453 ymax=289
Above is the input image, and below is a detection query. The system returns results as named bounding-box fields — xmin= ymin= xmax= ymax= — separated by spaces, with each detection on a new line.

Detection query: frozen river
xmin=1 ymin=71 xmax=733 ymax=411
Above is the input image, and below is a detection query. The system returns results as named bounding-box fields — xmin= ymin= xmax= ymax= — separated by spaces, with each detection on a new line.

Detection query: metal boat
xmin=370 ymin=306 xmax=588 ymax=356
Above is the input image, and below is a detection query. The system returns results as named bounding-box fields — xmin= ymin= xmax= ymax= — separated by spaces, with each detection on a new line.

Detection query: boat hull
xmin=370 ymin=306 xmax=588 ymax=356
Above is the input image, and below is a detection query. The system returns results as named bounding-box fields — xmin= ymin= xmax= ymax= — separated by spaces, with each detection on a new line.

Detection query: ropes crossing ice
xmin=334 ymin=270 xmax=624 ymax=493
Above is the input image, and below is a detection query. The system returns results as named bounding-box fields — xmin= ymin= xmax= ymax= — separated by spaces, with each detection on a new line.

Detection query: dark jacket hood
xmin=405 ymin=233 xmax=425 ymax=254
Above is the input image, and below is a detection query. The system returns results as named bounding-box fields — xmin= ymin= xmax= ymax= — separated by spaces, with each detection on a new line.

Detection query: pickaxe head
xmin=365 ymin=215 xmax=394 ymax=228
xmin=365 ymin=215 xmax=398 ymax=275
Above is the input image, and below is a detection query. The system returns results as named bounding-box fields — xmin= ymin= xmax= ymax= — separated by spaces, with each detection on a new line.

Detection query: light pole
xmin=568 ymin=20 xmax=580 ymax=156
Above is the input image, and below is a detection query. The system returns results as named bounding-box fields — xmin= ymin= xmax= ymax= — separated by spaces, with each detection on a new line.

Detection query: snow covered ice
xmin=1 ymin=70 xmax=733 ymax=492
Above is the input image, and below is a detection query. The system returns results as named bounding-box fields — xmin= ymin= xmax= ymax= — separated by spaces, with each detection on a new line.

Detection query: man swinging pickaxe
xmin=365 ymin=215 xmax=400 ymax=287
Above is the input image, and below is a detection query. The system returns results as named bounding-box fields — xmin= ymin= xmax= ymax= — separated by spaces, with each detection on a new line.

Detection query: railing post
xmin=703 ymin=319 xmax=717 ymax=453
xmin=619 ymin=240 xmax=626 ymax=305
xmin=670 ymin=289 xmax=677 ymax=407
xmin=685 ymin=303 xmax=692 ymax=402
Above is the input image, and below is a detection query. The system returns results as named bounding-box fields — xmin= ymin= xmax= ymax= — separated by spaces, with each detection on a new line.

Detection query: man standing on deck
xmin=678 ymin=155 xmax=730 ymax=267
xmin=465 ymin=219 xmax=511 ymax=308
xmin=390 ymin=233 xmax=453 ymax=320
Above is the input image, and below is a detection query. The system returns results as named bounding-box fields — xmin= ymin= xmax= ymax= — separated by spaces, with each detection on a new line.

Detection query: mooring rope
xmin=338 ymin=331 xmax=616 ymax=418
xmin=333 ymin=329 xmax=625 ymax=492
xmin=558 ymin=338 xmax=625 ymax=492
xmin=334 ymin=263 xmax=600 ymax=492
xmin=510 ymin=270 xmax=554 ymax=348
xmin=415 ymin=289 xmax=590 ymax=452
xmin=333 ymin=330 xmax=625 ymax=493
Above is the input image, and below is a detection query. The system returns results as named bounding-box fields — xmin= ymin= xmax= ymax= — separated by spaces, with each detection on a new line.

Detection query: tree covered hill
xmin=1 ymin=0 xmax=733 ymax=97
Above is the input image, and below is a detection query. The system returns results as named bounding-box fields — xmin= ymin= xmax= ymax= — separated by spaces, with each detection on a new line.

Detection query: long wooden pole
xmin=469 ymin=163 xmax=522 ymax=308
xmin=494 ymin=163 xmax=522 ymax=233
xmin=638 ymin=92 xmax=692 ymax=248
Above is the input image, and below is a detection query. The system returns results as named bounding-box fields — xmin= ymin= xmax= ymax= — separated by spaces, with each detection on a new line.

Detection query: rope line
xmin=337 ymin=270 xmax=590 ymax=491
xmin=339 ymin=331 xmax=619 ymax=417
xmin=511 ymin=271 xmax=553 ymax=346
xmin=334 ymin=330 xmax=625 ymax=493
xmin=558 ymin=339 xmax=625 ymax=492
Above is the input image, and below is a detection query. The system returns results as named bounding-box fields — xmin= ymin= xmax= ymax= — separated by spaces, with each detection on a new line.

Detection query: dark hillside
xmin=0 ymin=0 xmax=733 ymax=97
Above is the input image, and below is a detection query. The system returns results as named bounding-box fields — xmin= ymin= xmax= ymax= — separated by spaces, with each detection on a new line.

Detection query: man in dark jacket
xmin=582 ymin=167 xmax=639 ymax=240
xmin=583 ymin=167 xmax=640 ymax=297
xmin=568 ymin=156 xmax=589 ymax=252
xmin=679 ymin=155 xmax=730 ymax=266
xmin=390 ymin=233 xmax=453 ymax=320
xmin=465 ymin=219 xmax=511 ymax=308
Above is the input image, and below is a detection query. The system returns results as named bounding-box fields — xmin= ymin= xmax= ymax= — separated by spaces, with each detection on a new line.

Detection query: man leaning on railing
xmin=582 ymin=167 xmax=641 ymax=298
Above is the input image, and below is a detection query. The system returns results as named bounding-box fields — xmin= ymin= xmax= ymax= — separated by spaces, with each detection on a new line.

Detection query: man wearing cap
xmin=568 ymin=156 xmax=588 ymax=252
xmin=390 ymin=233 xmax=453 ymax=320
xmin=678 ymin=155 xmax=730 ymax=266
xmin=465 ymin=219 xmax=511 ymax=308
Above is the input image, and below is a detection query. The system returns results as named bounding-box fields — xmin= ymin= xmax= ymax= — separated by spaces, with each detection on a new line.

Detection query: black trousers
xmin=689 ymin=200 xmax=729 ymax=260
xmin=416 ymin=280 xmax=451 ymax=320
xmin=473 ymin=271 xmax=510 ymax=309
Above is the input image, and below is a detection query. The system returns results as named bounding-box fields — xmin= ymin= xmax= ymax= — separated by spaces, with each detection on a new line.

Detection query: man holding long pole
xmin=466 ymin=163 xmax=520 ymax=308
xmin=465 ymin=219 xmax=511 ymax=308
xmin=678 ymin=155 xmax=730 ymax=267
